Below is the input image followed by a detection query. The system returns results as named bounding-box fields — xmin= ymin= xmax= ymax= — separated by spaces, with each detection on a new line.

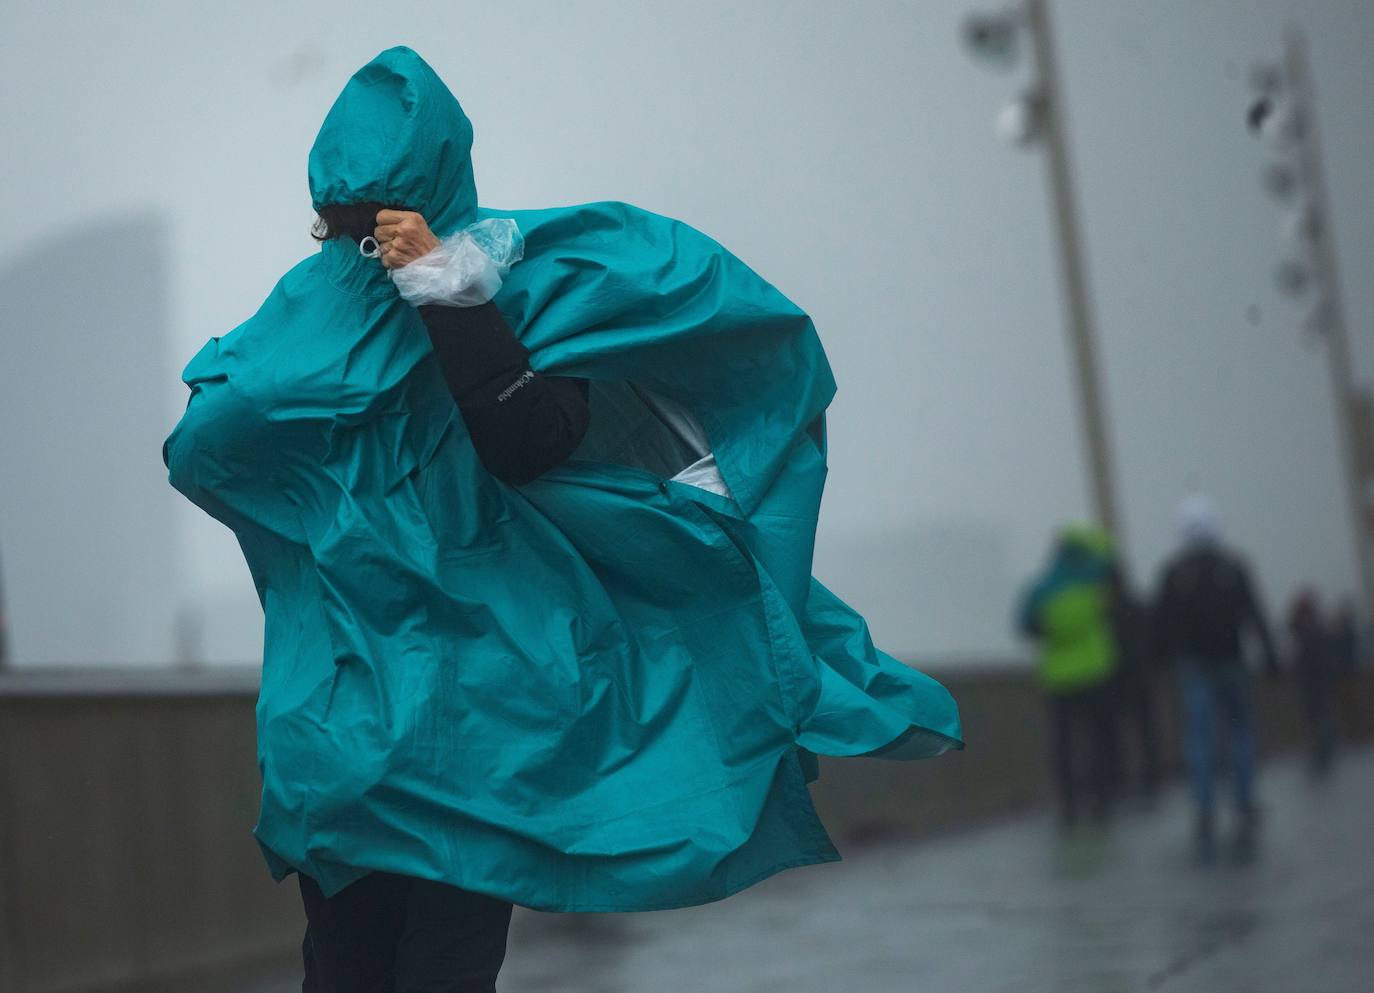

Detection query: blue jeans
xmin=1177 ymin=657 xmax=1256 ymax=816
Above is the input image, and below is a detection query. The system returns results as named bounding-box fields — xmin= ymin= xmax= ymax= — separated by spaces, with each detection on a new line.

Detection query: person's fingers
xmin=369 ymin=211 xmax=436 ymax=268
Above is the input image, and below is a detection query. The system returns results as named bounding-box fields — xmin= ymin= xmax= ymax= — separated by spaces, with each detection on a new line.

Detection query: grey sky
xmin=2 ymin=0 xmax=1371 ymax=665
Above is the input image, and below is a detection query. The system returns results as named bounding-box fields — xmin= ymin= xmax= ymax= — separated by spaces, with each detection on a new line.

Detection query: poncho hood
xmin=308 ymin=46 xmax=478 ymax=236
xmin=1057 ymin=522 xmax=1113 ymax=565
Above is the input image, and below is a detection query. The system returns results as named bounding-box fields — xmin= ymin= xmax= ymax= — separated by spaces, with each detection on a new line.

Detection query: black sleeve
xmin=417 ymin=302 xmax=590 ymax=485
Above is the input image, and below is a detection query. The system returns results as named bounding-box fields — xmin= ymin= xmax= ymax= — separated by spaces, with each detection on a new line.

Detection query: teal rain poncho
xmin=164 ymin=47 xmax=961 ymax=912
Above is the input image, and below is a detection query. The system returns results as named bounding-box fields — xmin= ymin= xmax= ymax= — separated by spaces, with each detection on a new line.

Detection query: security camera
xmin=1282 ymin=206 xmax=1321 ymax=244
xmin=1274 ymin=259 xmax=1310 ymax=297
xmin=995 ymin=93 xmax=1043 ymax=146
xmin=1246 ymin=97 xmax=1274 ymax=135
xmin=1247 ymin=97 xmax=1303 ymax=147
xmin=963 ymin=11 xmax=1021 ymax=71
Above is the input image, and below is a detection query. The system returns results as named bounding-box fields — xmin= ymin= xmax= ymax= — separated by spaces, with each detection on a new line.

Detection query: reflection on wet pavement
xmin=244 ymin=746 xmax=1374 ymax=992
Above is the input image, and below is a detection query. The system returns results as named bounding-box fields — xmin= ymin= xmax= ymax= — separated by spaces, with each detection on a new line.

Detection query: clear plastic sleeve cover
xmin=390 ymin=218 xmax=525 ymax=307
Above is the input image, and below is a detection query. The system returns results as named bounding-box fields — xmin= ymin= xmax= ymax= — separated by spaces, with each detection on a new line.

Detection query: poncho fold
xmin=164 ymin=46 xmax=961 ymax=912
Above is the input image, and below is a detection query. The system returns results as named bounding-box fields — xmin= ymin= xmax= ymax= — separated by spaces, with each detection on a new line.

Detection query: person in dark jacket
xmin=1153 ymin=495 xmax=1278 ymax=864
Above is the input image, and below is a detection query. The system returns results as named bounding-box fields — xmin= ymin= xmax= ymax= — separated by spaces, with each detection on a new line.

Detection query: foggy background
xmin=2 ymin=0 xmax=1371 ymax=667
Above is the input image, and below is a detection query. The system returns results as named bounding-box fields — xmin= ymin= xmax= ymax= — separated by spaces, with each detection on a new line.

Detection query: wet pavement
xmin=245 ymin=745 xmax=1374 ymax=992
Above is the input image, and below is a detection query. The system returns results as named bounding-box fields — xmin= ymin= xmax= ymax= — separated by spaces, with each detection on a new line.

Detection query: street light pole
xmin=1022 ymin=0 xmax=1120 ymax=540
xmin=1279 ymin=27 xmax=1374 ymax=608
xmin=963 ymin=0 xmax=1119 ymax=538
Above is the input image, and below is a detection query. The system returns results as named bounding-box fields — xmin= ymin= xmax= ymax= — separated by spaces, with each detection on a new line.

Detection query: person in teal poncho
xmin=164 ymin=46 xmax=961 ymax=992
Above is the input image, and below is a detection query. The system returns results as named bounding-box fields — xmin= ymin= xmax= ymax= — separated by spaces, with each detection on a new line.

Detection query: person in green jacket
xmin=1018 ymin=524 xmax=1121 ymax=826
xmin=164 ymin=47 xmax=960 ymax=992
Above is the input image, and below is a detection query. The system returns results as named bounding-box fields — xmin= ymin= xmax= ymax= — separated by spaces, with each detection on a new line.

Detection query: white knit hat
xmin=1178 ymin=492 xmax=1221 ymax=546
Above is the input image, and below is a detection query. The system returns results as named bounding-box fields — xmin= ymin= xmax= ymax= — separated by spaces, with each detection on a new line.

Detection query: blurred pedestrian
xmin=1019 ymin=524 xmax=1121 ymax=827
xmin=1153 ymin=495 xmax=1279 ymax=863
xmin=1287 ymin=589 xmax=1336 ymax=775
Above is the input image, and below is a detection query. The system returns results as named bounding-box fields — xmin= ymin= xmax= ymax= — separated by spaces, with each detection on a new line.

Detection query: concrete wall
xmin=3 ymin=666 xmax=1371 ymax=993
xmin=0 ymin=671 xmax=296 ymax=993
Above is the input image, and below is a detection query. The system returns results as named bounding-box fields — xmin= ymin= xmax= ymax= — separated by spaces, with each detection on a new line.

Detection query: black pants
xmin=299 ymin=872 xmax=514 ymax=993
xmin=1047 ymin=683 xmax=1117 ymax=823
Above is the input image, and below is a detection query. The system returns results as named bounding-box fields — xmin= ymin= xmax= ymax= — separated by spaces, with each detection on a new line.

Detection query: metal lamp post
xmin=962 ymin=0 xmax=1120 ymax=541
xmin=1247 ymin=27 xmax=1374 ymax=608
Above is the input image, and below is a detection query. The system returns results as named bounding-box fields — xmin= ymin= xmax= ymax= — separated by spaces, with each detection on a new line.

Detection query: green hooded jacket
xmin=1018 ymin=525 xmax=1119 ymax=692
xmin=164 ymin=46 xmax=961 ymax=912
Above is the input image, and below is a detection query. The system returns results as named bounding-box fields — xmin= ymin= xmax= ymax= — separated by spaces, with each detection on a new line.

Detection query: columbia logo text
xmin=497 ymin=370 xmax=535 ymax=402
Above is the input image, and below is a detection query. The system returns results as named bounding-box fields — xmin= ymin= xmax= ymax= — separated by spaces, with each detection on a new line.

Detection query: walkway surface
xmin=245 ymin=746 xmax=1374 ymax=993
